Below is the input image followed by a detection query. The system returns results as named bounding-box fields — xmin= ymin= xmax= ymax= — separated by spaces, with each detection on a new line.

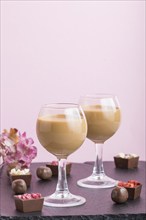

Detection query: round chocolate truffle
xmin=111 ymin=186 xmax=128 ymax=203
xmin=12 ymin=179 xmax=27 ymax=194
xmin=36 ymin=166 xmax=52 ymax=180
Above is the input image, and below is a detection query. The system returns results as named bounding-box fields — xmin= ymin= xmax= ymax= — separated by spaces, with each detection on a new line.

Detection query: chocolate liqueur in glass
xmin=36 ymin=103 xmax=87 ymax=207
xmin=77 ymin=94 xmax=121 ymax=188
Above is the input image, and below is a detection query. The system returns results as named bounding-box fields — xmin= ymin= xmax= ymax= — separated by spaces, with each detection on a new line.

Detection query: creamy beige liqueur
xmin=36 ymin=114 xmax=87 ymax=158
xmin=83 ymin=105 xmax=121 ymax=143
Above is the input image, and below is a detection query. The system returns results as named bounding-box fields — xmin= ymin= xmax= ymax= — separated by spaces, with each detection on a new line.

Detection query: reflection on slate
xmin=0 ymin=162 xmax=146 ymax=219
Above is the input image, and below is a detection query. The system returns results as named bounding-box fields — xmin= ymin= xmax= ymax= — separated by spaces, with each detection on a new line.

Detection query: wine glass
xmin=77 ymin=94 xmax=121 ymax=188
xmin=36 ymin=103 xmax=87 ymax=207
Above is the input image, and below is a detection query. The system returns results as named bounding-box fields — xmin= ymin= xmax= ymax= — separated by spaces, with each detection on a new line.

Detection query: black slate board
xmin=0 ymin=161 xmax=146 ymax=219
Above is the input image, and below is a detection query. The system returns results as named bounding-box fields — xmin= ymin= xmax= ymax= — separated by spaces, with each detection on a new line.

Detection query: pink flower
xmin=0 ymin=129 xmax=37 ymax=169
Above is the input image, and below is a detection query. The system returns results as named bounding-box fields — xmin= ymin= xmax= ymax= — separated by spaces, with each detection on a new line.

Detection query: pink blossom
xmin=0 ymin=130 xmax=37 ymax=169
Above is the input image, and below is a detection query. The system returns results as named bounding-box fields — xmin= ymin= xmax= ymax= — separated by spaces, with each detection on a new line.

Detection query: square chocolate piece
xmin=118 ymin=180 xmax=142 ymax=200
xmin=114 ymin=156 xmax=139 ymax=169
xmin=46 ymin=162 xmax=72 ymax=176
xmin=10 ymin=174 xmax=32 ymax=187
xmin=125 ymin=184 xmax=142 ymax=200
xmin=14 ymin=195 xmax=44 ymax=212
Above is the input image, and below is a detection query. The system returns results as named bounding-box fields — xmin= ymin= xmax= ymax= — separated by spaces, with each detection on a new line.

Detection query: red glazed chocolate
xmin=14 ymin=193 xmax=44 ymax=212
xmin=118 ymin=180 xmax=142 ymax=200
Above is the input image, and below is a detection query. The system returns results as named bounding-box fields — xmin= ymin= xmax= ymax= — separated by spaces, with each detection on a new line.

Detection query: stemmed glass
xmin=77 ymin=94 xmax=121 ymax=188
xmin=36 ymin=103 xmax=87 ymax=207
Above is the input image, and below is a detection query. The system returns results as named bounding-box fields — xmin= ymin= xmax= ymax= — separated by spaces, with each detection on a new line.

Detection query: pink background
xmin=1 ymin=1 xmax=145 ymax=163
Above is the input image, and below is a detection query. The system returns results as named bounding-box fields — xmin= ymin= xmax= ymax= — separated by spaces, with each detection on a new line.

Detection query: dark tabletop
xmin=0 ymin=161 xmax=146 ymax=220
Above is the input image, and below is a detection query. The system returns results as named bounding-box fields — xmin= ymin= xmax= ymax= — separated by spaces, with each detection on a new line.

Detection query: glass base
xmin=43 ymin=191 xmax=86 ymax=207
xmin=77 ymin=174 xmax=118 ymax=189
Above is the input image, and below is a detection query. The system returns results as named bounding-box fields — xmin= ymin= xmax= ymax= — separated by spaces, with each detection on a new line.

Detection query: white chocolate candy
xmin=130 ymin=153 xmax=138 ymax=158
xmin=10 ymin=168 xmax=30 ymax=175
xmin=117 ymin=153 xmax=138 ymax=158
xmin=118 ymin=153 xmax=125 ymax=158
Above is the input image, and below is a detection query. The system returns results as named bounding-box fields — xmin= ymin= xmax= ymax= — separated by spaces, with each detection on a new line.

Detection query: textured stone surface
xmin=0 ymin=214 xmax=146 ymax=220
xmin=0 ymin=162 xmax=146 ymax=219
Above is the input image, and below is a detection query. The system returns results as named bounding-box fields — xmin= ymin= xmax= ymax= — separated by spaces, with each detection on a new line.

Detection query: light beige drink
xmin=83 ymin=105 xmax=121 ymax=143
xmin=36 ymin=114 xmax=87 ymax=158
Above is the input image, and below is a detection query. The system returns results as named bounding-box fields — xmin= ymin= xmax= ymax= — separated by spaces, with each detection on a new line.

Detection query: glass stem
xmin=92 ymin=143 xmax=105 ymax=177
xmin=55 ymin=158 xmax=70 ymax=197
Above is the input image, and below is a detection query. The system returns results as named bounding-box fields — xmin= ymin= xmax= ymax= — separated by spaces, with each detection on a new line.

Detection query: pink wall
xmin=1 ymin=1 xmax=145 ymax=163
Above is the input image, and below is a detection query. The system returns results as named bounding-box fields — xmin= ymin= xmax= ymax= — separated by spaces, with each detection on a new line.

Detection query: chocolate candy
xmin=118 ymin=180 xmax=142 ymax=200
xmin=118 ymin=180 xmax=141 ymax=188
xmin=111 ymin=186 xmax=128 ymax=204
xmin=12 ymin=179 xmax=27 ymax=194
xmin=46 ymin=161 xmax=72 ymax=176
xmin=14 ymin=193 xmax=44 ymax=212
xmin=36 ymin=166 xmax=52 ymax=180
xmin=16 ymin=193 xmax=42 ymax=200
